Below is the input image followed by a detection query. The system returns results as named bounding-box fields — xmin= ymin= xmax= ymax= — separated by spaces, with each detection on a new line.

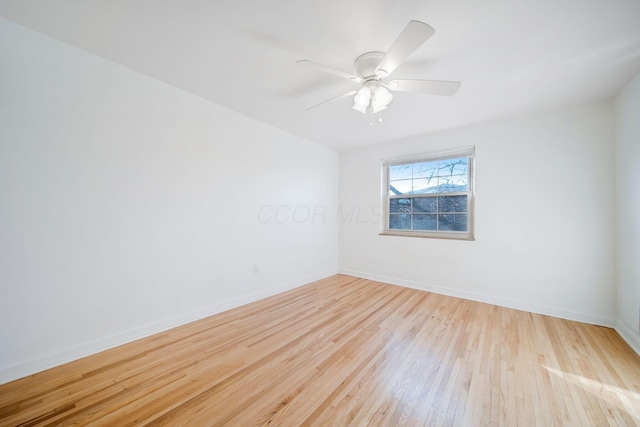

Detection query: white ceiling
xmin=1 ymin=0 xmax=640 ymax=151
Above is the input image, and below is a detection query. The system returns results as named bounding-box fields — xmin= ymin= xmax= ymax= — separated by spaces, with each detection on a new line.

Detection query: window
xmin=381 ymin=146 xmax=475 ymax=240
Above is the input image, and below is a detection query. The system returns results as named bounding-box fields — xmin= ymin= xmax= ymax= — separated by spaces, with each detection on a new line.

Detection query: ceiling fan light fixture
xmin=352 ymin=86 xmax=371 ymax=114
xmin=354 ymin=86 xmax=371 ymax=104
xmin=371 ymin=99 xmax=387 ymax=114
xmin=352 ymin=102 xmax=368 ymax=114
xmin=374 ymin=87 xmax=393 ymax=106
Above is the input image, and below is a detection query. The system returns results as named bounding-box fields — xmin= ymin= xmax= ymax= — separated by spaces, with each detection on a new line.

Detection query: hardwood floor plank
xmin=1 ymin=274 xmax=639 ymax=426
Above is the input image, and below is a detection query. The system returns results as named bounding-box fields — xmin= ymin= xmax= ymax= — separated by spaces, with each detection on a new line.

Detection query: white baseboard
xmin=615 ymin=319 xmax=640 ymax=357
xmin=0 ymin=271 xmax=335 ymax=385
xmin=338 ymin=269 xmax=617 ymax=328
xmin=4 ymin=270 xmax=633 ymax=385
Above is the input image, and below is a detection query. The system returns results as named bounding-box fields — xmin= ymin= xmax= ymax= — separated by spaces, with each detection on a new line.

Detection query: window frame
xmin=380 ymin=146 xmax=475 ymax=240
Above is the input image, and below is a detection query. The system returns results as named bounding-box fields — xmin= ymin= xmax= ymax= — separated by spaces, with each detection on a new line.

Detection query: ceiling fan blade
xmin=375 ymin=20 xmax=435 ymax=77
xmin=306 ymin=90 xmax=358 ymax=111
xmin=389 ymin=79 xmax=461 ymax=96
xmin=297 ymin=60 xmax=361 ymax=82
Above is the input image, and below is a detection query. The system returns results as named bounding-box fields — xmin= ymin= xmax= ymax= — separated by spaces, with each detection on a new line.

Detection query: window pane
xmin=413 ymin=177 xmax=439 ymax=194
xmin=438 ymin=214 xmax=467 ymax=231
xmin=389 ymin=179 xmax=412 ymax=195
xmin=438 ymin=176 xmax=467 ymax=193
xmin=451 ymin=175 xmax=468 ymax=190
xmin=438 ymin=195 xmax=467 ymax=213
xmin=390 ymin=198 xmax=412 ymax=213
xmin=413 ymin=214 xmax=437 ymax=230
xmin=452 ymin=214 xmax=468 ymax=231
xmin=412 ymin=197 xmax=437 ymax=213
xmin=389 ymin=214 xmax=411 ymax=230
xmin=413 ymin=161 xmax=438 ymax=179
xmin=389 ymin=164 xmax=412 ymax=180
xmin=438 ymin=213 xmax=451 ymax=230
xmin=439 ymin=158 xmax=468 ymax=176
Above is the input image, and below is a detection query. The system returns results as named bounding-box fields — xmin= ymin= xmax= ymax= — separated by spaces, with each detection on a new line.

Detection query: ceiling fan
xmin=297 ymin=20 xmax=461 ymax=123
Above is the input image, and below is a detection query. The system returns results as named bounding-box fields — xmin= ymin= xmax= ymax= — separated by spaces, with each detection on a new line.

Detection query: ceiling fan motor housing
xmin=354 ymin=51 xmax=385 ymax=80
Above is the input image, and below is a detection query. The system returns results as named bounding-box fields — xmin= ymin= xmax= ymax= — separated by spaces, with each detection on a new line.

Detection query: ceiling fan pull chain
xmin=369 ymin=108 xmax=373 ymax=127
xmin=379 ymin=111 xmax=383 ymax=123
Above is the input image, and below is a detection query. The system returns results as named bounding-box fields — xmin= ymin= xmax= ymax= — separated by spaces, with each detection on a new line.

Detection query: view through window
xmin=381 ymin=147 xmax=474 ymax=240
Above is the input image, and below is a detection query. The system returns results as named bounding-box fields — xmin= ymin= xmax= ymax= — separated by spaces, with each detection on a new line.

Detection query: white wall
xmin=614 ymin=72 xmax=640 ymax=354
xmin=339 ymin=102 xmax=616 ymax=326
xmin=2 ymin=15 xmax=636 ymax=385
xmin=0 ymin=18 xmax=338 ymax=384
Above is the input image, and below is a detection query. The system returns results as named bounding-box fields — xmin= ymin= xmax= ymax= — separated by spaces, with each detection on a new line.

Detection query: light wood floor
xmin=1 ymin=275 xmax=639 ymax=426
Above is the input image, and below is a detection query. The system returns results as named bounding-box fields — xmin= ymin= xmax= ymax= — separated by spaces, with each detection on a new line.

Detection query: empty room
xmin=1 ymin=0 xmax=640 ymax=425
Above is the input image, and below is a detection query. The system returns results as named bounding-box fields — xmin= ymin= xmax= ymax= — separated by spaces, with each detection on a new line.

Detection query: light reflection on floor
xmin=544 ymin=365 xmax=640 ymax=423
